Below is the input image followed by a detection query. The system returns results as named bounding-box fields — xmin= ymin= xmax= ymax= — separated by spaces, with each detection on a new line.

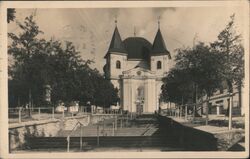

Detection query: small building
xmin=202 ymin=84 xmax=243 ymax=116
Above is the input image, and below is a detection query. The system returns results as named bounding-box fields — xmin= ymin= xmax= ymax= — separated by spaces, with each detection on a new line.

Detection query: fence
xmin=9 ymin=107 xmax=56 ymax=123
xmin=9 ymin=106 xmax=123 ymax=124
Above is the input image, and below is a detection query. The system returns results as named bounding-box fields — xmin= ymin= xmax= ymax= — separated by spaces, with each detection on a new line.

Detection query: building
xmin=202 ymin=84 xmax=244 ymax=116
xmin=103 ymin=22 xmax=171 ymax=114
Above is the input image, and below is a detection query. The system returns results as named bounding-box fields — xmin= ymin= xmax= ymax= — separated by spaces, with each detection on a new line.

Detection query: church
xmin=103 ymin=21 xmax=171 ymax=114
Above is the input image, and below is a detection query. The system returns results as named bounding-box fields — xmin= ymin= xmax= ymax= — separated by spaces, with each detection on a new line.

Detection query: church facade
xmin=104 ymin=23 xmax=171 ymax=114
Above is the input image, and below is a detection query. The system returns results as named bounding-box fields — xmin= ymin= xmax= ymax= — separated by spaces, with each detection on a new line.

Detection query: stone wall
xmin=157 ymin=115 xmax=218 ymax=151
xmin=9 ymin=119 xmax=61 ymax=150
xmin=9 ymin=114 xmax=118 ymax=151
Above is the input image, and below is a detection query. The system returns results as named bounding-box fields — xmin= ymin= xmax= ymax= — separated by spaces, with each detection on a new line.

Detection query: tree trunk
xmin=238 ymin=85 xmax=242 ymax=115
xmin=28 ymin=89 xmax=32 ymax=117
xmin=228 ymin=93 xmax=233 ymax=130
xmin=205 ymin=96 xmax=210 ymax=125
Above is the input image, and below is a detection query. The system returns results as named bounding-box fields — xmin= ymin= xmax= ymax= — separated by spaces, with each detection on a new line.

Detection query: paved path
xmin=169 ymin=116 xmax=244 ymax=134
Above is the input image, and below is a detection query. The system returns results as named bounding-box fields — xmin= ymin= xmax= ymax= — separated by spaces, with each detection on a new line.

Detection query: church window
xmin=116 ymin=60 xmax=121 ymax=69
xmin=157 ymin=61 xmax=162 ymax=69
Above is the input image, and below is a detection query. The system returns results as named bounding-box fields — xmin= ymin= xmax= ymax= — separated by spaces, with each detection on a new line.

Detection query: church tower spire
xmin=106 ymin=19 xmax=126 ymax=56
xmin=151 ymin=19 xmax=171 ymax=59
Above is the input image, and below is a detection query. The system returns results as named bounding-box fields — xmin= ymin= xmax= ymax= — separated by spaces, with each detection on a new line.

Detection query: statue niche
xmin=136 ymin=86 xmax=144 ymax=114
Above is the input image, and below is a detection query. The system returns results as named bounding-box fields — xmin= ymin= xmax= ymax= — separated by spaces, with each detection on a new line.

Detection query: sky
xmin=8 ymin=6 xmax=246 ymax=73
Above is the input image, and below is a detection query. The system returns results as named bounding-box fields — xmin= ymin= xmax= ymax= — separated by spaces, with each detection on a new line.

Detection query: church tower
xmin=150 ymin=21 xmax=171 ymax=77
xmin=104 ymin=21 xmax=127 ymax=90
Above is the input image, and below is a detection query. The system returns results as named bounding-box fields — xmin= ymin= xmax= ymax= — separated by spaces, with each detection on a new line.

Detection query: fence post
xmin=38 ymin=107 xmax=41 ymax=120
xmin=97 ymin=125 xmax=99 ymax=146
xmin=80 ymin=124 xmax=83 ymax=150
xmin=193 ymin=104 xmax=196 ymax=119
xmin=179 ymin=106 xmax=181 ymax=118
xmin=115 ymin=116 xmax=117 ymax=130
xmin=67 ymin=136 xmax=70 ymax=152
xmin=120 ymin=119 xmax=123 ymax=128
xmin=112 ymin=122 xmax=115 ymax=136
xmin=18 ymin=107 xmax=21 ymax=123
xmin=229 ymin=94 xmax=233 ymax=130
xmin=102 ymin=119 xmax=105 ymax=136
xmin=180 ymin=106 xmax=182 ymax=118
xmin=185 ymin=105 xmax=188 ymax=120
xmin=52 ymin=107 xmax=55 ymax=119
xmin=62 ymin=110 xmax=65 ymax=118
xmin=126 ymin=113 xmax=128 ymax=126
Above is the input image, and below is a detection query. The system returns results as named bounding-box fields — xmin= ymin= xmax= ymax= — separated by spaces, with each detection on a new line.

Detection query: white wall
xmin=109 ymin=53 xmax=127 ymax=79
xmin=150 ymin=55 xmax=169 ymax=76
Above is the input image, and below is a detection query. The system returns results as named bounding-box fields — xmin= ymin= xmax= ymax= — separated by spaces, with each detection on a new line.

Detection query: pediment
xmin=122 ymin=66 xmax=155 ymax=77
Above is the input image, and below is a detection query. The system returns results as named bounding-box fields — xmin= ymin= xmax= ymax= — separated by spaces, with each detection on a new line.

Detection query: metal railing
xmin=66 ymin=120 xmax=84 ymax=152
xmin=8 ymin=107 xmax=55 ymax=123
xmin=9 ymin=106 xmax=124 ymax=124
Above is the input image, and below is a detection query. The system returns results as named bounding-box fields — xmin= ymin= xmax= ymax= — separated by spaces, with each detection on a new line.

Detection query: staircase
xmin=27 ymin=135 xmax=180 ymax=151
xmin=26 ymin=114 xmax=186 ymax=151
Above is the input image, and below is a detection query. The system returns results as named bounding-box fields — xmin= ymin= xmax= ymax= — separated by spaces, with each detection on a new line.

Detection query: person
xmin=25 ymin=103 xmax=29 ymax=115
xmin=158 ymin=107 xmax=162 ymax=115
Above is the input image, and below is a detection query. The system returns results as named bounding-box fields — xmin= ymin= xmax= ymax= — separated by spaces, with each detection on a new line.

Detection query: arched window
xmin=116 ymin=60 xmax=121 ymax=69
xmin=157 ymin=61 xmax=162 ymax=69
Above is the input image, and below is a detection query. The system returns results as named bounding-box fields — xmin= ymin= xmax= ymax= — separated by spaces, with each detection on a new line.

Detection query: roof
xmin=123 ymin=37 xmax=152 ymax=60
xmin=151 ymin=29 xmax=171 ymax=58
xmin=105 ymin=27 xmax=171 ymax=60
xmin=104 ymin=26 xmax=127 ymax=58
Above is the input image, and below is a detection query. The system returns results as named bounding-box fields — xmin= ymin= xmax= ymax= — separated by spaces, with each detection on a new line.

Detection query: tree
xmin=161 ymin=42 xmax=225 ymax=123
xmin=8 ymin=15 xmax=119 ymax=109
xmin=7 ymin=8 xmax=16 ymax=23
xmin=90 ymin=69 xmax=119 ymax=108
xmin=211 ymin=14 xmax=244 ymax=102
xmin=8 ymin=15 xmax=44 ymax=108
xmin=161 ymin=68 xmax=194 ymax=105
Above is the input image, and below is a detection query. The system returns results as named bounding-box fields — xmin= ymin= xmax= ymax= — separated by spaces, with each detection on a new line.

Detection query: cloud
xmin=152 ymin=7 xmax=176 ymax=19
xmin=108 ymin=8 xmax=120 ymax=20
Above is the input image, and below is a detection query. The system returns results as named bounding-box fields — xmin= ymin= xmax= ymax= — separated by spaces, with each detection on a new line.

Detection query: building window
xmin=116 ymin=60 xmax=121 ymax=69
xmin=157 ymin=61 xmax=162 ymax=69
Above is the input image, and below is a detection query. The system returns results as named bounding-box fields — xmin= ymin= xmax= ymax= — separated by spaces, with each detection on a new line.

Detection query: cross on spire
xmin=158 ymin=16 xmax=161 ymax=29
xmin=115 ymin=18 xmax=117 ymax=27
xmin=134 ymin=26 xmax=136 ymax=37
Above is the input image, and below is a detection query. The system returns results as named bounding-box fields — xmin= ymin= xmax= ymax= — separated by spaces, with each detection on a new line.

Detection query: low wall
xmin=9 ymin=119 xmax=61 ymax=150
xmin=214 ymin=130 xmax=244 ymax=151
xmin=157 ymin=115 xmax=218 ymax=151
xmin=9 ymin=114 xmax=118 ymax=151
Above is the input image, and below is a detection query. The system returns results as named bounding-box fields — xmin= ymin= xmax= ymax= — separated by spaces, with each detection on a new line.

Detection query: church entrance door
xmin=136 ymin=104 xmax=143 ymax=115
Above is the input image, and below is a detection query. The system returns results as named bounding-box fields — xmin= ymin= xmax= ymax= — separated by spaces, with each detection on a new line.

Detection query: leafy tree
xmin=8 ymin=15 xmax=119 ymax=109
xmin=90 ymin=70 xmax=119 ymax=107
xmin=8 ymin=15 xmax=44 ymax=108
xmin=161 ymin=43 xmax=225 ymax=123
xmin=211 ymin=14 xmax=244 ymax=109
xmin=161 ymin=68 xmax=194 ymax=105
xmin=7 ymin=8 xmax=16 ymax=23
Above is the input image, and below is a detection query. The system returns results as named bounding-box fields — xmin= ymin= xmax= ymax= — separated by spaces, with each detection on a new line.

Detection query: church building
xmin=103 ymin=21 xmax=171 ymax=114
